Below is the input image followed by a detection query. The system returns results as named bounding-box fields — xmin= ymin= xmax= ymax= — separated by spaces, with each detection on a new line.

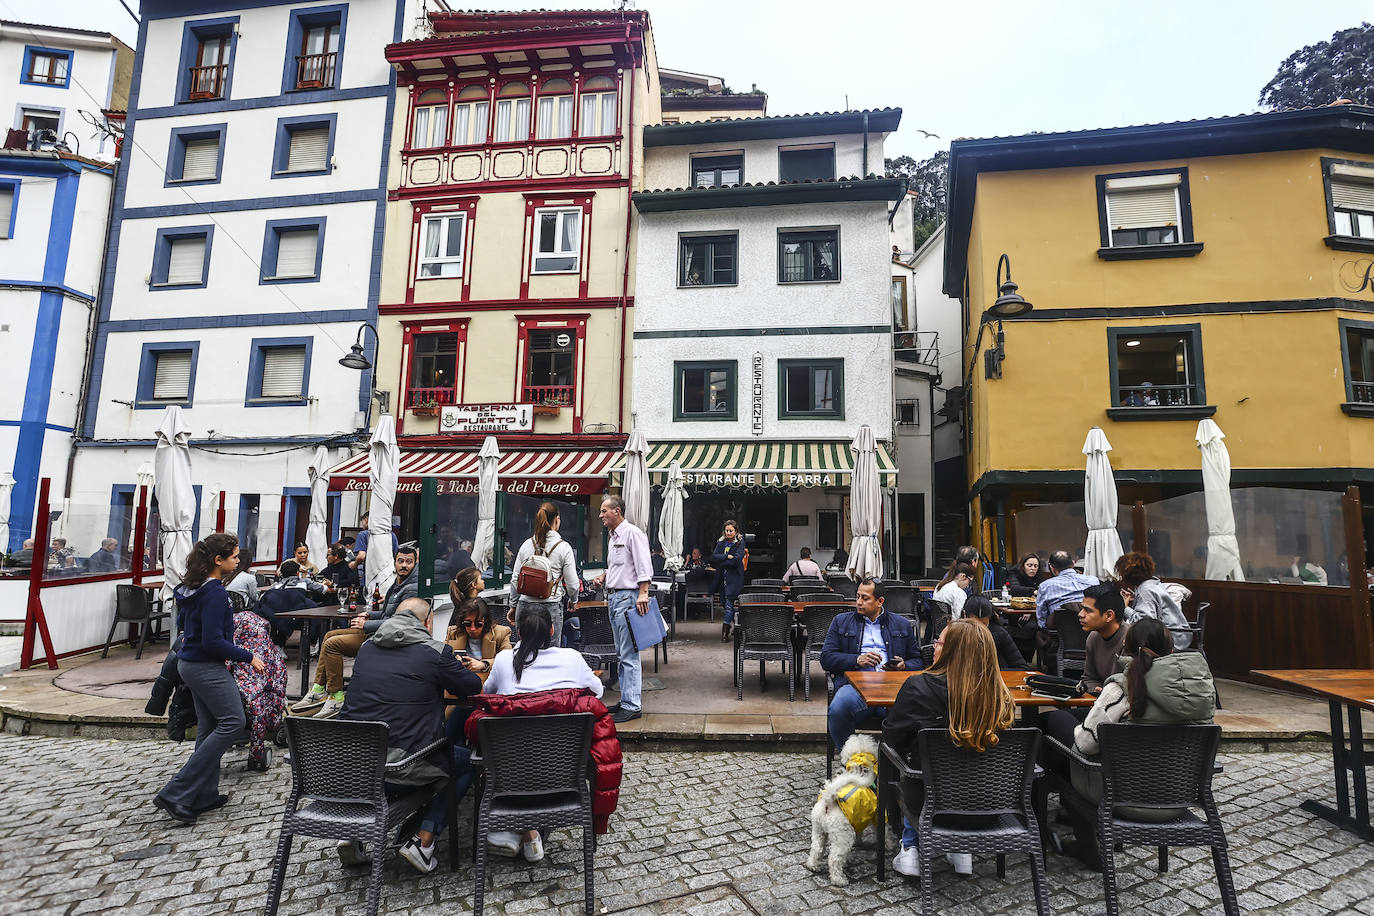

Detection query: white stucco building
xmin=70 ymin=1 xmax=424 ymax=567
xmin=629 ymin=109 xmax=906 ymax=576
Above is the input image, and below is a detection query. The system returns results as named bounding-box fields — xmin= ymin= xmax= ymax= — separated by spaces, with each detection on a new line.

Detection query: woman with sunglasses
xmin=445 ymin=567 xmax=512 ymax=682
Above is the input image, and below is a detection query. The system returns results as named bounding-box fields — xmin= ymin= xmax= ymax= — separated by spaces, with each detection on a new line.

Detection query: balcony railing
xmin=188 ymin=64 xmax=227 ymax=100
xmin=405 ymin=386 xmax=458 ymax=409
xmin=893 ymin=330 xmax=939 ymax=368
xmin=1352 ymin=381 xmax=1374 ymax=404
xmin=522 ymin=385 xmax=575 ymax=407
xmin=1117 ymin=384 xmax=1198 ymax=408
xmin=295 ymin=52 xmax=337 ymax=90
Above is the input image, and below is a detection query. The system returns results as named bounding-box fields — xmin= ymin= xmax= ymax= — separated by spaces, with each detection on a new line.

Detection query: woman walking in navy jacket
xmin=154 ymin=533 xmax=265 ymax=826
xmin=712 ymin=520 xmax=746 ymax=642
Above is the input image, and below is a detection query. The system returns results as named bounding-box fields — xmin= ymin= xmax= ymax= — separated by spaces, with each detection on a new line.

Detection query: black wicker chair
xmin=1051 ymin=604 xmax=1088 ymax=678
xmin=102 ymin=584 xmax=171 ymax=660
xmin=683 ymin=569 xmax=716 ymax=620
xmin=788 ymin=577 xmax=827 ymax=589
xmin=735 ymin=604 xmax=794 ymax=701
xmin=737 ymin=591 xmax=786 ymax=604
xmin=826 ymin=575 xmax=859 ymax=599
xmin=911 ymin=579 xmax=941 ymax=588
xmin=793 ymin=589 xmax=836 ymax=601
xmin=919 ymin=643 xmax=936 ymax=668
xmin=574 ymin=603 xmax=619 ymax=682
xmin=882 ymin=585 xmax=922 ymax=623
xmin=799 ymin=603 xmax=846 ymax=701
xmin=1046 ymin=724 xmax=1236 ymax=916
xmin=926 ymin=599 xmax=953 ymax=644
xmin=882 ymin=728 xmax=1050 ymax=916
xmin=472 ymin=712 xmax=596 ymax=916
xmin=264 ymin=718 xmax=457 ymax=916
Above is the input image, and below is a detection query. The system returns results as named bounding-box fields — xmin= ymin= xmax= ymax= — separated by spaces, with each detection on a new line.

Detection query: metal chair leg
xmin=100 ymin=617 xmax=120 ymax=659
xmin=262 ymin=831 xmax=293 ymax=916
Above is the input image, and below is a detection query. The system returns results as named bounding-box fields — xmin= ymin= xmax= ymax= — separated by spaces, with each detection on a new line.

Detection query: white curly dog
xmin=806 ymin=734 xmax=880 ymax=886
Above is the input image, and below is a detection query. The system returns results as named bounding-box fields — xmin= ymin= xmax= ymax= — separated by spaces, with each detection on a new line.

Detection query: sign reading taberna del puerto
xmin=440 ymin=403 xmax=534 ymax=433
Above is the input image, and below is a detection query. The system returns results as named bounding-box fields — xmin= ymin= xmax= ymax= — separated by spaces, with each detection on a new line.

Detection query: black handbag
xmin=1023 ymin=673 xmax=1085 ymax=700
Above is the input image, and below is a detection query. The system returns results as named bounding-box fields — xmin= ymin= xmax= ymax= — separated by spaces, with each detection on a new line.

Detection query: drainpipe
xmin=861 ymin=111 xmax=869 ymax=177
xmin=616 ymin=22 xmax=639 ymax=433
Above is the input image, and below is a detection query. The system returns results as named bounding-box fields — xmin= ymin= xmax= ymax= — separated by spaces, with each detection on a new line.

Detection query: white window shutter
xmin=0 ymin=188 xmax=12 ymax=238
xmin=152 ymin=351 xmax=192 ymax=400
xmin=166 ymin=237 xmax=206 ymax=284
xmin=1107 ymin=187 xmax=1179 ymax=230
xmin=260 ymin=347 xmax=306 ymax=398
xmin=274 ymin=229 xmax=318 ymax=278
xmin=182 ymin=138 xmax=219 ymax=180
xmin=1332 ymin=180 xmax=1374 ymax=212
xmin=287 ymin=128 xmax=330 ymax=171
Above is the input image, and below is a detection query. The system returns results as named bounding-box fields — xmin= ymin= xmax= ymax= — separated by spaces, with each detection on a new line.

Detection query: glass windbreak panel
xmin=1115 ymin=333 xmax=1195 ymax=407
xmin=41 ymin=505 xmax=138 ymax=580
xmin=428 ymin=492 xmax=479 ymax=596
xmin=1012 ymin=500 xmax=1135 ymax=568
xmin=499 ymin=493 xmax=585 ymax=573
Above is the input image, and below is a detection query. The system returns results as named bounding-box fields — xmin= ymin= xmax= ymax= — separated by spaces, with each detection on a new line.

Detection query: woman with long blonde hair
xmin=882 ymin=619 xmax=1015 ymax=877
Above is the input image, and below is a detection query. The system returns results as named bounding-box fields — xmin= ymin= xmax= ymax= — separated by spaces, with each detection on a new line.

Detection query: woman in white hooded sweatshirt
xmin=510 ymin=501 xmax=579 ymax=644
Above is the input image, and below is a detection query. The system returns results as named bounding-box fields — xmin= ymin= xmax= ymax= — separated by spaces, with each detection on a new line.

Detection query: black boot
xmin=721 ymin=622 xmax=732 ymax=643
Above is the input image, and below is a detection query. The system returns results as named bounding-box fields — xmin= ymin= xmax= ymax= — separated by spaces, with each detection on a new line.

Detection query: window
xmin=674 ymin=361 xmax=737 ymax=420
xmin=523 ymin=329 xmax=575 ymax=405
xmin=692 ymin=153 xmax=743 ymax=188
xmin=191 ymin=35 xmax=230 ymax=99
xmin=418 ymin=213 xmax=465 ymax=278
xmin=272 ymin=114 xmax=335 ymax=177
xmin=1327 ymin=160 xmax=1374 ymax=244
xmin=779 ymin=359 xmax=844 ymax=419
xmin=298 ymin=23 xmax=337 ymax=88
xmin=578 ymin=75 xmax=617 ymax=136
xmin=411 ymin=88 xmax=448 ymax=149
xmin=535 ymin=79 xmax=573 ymax=139
xmin=779 ymin=229 xmax=840 ymax=283
xmin=896 ymin=398 xmax=918 ymax=426
xmin=409 ymin=332 xmax=459 ymax=395
xmin=20 ymin=108 xmax=58 ymax=145
xmin=679 ymin=233 xmax=736 ymax=286
xmin=817 ymin=509 xmax=839 ymax=551
xmin=135 ymin=342 xmax=199 ymax=408
xmin=176 ymin=17 xmax=237 ymax=104
xmin=0 ymin=181 xmax=17 ymax=239
xmin=1095 ymin=169 xmax=1200 ymax=259
xmin=779 ymin=144 xmax=835 ymax=182
xmin=246 ymin=338 xmax=311 ymax=407
xmin=261 ymin=217 xmax=325 ymax=283
xmin=891 ymin=276 xmax=909 ymax=330
xmin=1106 ymin=325 xmax=1212 ymax=420
xmin=21 ymin=47 xmax=72 ymax=87
xmin=151 ymin=226 xmax=214 ymax=289
xmin=451 ymin=85 xmax=489 ymax=146
xmin=1341 ymin=319 xmax=1374 ymax=415
xmin=165 ymin=124 xmax=226 ymax=185
xmin=282 ymin=5 xmax=346 ymax=93
xmin=494 ymin=82 xmax=531 ymax=142
xmin=532 ymin=208 xmax=581 ymax=273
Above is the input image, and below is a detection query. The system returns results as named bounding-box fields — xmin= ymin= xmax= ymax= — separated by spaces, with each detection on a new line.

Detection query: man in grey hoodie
xmin=340 ymin=597 xmax=481 ymax=873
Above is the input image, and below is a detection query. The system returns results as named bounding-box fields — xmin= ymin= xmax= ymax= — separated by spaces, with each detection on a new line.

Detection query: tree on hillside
xmin=886 ymin=150 xmax=948 ymax=249
xmin=1259 ymin=22 xmax=1374 ymax=110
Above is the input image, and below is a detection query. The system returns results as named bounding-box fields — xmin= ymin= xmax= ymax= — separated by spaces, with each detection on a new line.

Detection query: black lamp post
xmin=981 ymin=253 xmax=1034 ymax=379
xmin=338 ymin=322 xmax=388 ymax=430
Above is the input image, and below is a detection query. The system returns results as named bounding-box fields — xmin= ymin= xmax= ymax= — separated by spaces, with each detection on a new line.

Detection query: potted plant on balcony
xmin=411 ymin=396 xmax=442 ymax=417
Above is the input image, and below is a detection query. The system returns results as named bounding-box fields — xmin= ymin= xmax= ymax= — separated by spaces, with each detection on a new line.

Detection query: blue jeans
xmin=161 ymin=659 xmax=247 ymax=810
xmin=515 ymin=598 xmax=563 ymax=647
xmin=721 ymin=593 xmax=738 ymax=625
xmin=607 ymin=589 xmax=642 ymax=712
xmin=826 ymin=682 xmax=886 ymax=751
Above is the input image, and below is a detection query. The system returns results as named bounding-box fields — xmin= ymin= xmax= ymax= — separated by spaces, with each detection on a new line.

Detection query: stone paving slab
xmin=1 ymin=733 xmax=1372 ymax=915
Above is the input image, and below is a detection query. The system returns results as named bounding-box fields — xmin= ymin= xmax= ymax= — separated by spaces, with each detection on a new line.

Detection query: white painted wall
xmin=0 ymin=23 xmax=124 ymax=158
xmin=643 ymin=131 xmax=887 ymax=190
xmin=911 ymin=225 xmax=964 ymax=465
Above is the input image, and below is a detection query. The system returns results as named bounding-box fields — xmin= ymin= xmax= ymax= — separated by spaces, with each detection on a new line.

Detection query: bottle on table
xmin=1001 ymin=583 xmax=1011 ymax=603
xmin=372 ymin=584 xmax=382 ymax=613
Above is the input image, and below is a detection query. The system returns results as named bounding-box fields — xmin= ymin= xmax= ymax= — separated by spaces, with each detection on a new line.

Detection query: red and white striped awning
xmin=327 ymin=448 xmax=619 ymax=497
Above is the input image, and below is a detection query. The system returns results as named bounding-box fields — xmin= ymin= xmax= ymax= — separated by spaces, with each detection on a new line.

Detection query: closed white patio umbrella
xmin=659 ymin=460 xmax=687 ymax=573
xmin=472 ymin=435 xmax=500 ymax=577
xmin=1197 ymin=419 xmax=1244 ymax=581
xmin=154 ymin=406 xmax=196 ymax=615
xmin=622 ymin=427 xmax=651 ymax=532
xmin=306 ymin=446 xmax=331 ymax=574
xmin=0 ymin=471 xmax=14 ymax=553
xmin=1082 ymin=426 xmax=1124 ymax=579
xmin=365 ymin=417 xmax=399 ymax=598
xmin=845 ymin=425 xmax=884 ymax=582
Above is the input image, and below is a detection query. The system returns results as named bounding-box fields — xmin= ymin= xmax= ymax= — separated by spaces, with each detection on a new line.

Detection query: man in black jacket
xmin=820 ymin=578 xmax=922 ymax=752
xmin=340 ymin=597 xmax=481 ymax=873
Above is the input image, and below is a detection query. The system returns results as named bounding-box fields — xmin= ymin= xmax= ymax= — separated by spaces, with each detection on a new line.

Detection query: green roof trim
xmin=633 ymin=177 xmax=908 ymax=213
xmin=644 ymin=108 xmax=901 ymax=145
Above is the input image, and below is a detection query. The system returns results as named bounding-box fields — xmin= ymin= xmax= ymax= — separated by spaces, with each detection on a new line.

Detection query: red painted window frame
xmin=514 ymin=313 xmax=588 ymax=433
xmin=398 ymin=318 xmax=470 ymax=428
xmin=520 ymin=192 xmax=594 ymax=299
xmin=407 ymin=195 xmax=478 ymax=306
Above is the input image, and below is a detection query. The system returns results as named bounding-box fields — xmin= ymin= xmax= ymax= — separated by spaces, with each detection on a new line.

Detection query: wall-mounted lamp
xmin=338 ymin=322 xmax=390 ymax=430
xmin=978 ymin=253 xmax=1034 ymax=380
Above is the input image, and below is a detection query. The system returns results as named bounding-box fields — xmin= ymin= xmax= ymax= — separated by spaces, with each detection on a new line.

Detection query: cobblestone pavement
xmin=1 ymin=734 xmax=1372 ymax=916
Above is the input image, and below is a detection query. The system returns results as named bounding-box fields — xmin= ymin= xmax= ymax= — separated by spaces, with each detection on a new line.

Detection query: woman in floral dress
xmin=230 ymin=609 xmax=288 ymax=770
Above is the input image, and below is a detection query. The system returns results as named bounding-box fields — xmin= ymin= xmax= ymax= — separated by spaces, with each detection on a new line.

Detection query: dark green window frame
xmin=673 ymin=360 xmax=737 ymax=420
xmin=1339 ymin=317 xmax=1374 ymax=417
xmin=777 ymin=228 xmax=840 ymax=283
xmin=678 ymin=232 xmax=737 ymax=287
xmin=1105 ymin=324 xmax=1214 ymax=421
xmin=777 ymin=358 xmax=844 ymax=419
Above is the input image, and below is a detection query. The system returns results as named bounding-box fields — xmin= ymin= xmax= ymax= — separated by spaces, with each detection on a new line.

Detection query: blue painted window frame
xmin=175 ymin=16 xmax=239 ymax=105
xmin=164 ymin=123 xmax=227 ymax=186
xmin=244 ymin=336 xmax=313 ymax=408
xmin=259 ymin=216 xmax=326 ymax=284
xmin=150 ymin=225 xmax=215 ymax=289
xmin=0 ymin=178 xmax=19 ymax=239
xmin=20 ymin=46 xmax=72 ymax=89
xmin=135 ymin=340 xmax=201 ymax=409
xmin=271 ymin=113 xmax=337 ymax=179
xmin=281 ymin=4 xmax=349 ymax=95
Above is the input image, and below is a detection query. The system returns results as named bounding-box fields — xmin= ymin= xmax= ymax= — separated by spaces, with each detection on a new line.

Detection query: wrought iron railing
xmin=188 ymin=64 xmax=227 ymax=100
xmin=1117 ymin=384 xmax=1197 ymax=408
xmin=522 ymin=384 xmax=575 ymax=407
xmin=893 ymin=330 xmax=939 ymax=367
xmin=1352 ymin=381 xmax=1374 ymax=404
xmin=295 ymin=52 xmax=337 ymax=90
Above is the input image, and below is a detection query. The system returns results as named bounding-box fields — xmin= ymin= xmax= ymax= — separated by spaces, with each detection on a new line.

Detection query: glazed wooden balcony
xmin=399 ymin=134 xmax=622 ymax=190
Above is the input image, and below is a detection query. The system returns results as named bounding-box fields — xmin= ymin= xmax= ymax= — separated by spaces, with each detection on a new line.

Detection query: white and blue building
xmin=71 ymin=0 xmax=424 ymax=563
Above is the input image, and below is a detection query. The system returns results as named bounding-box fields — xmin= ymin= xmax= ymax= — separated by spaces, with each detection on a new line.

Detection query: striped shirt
xmin=1035 ymin=569 xmax=1099 ymax=628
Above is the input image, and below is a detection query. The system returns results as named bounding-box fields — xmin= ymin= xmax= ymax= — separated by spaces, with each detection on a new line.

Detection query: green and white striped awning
xmin=612 ymin=441 xmax=897 ymax=489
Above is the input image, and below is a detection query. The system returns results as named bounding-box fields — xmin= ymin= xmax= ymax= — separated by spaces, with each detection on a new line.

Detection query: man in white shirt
xmin=782 ymin=547 xmax=824 ymax=583
xmin=592 ymin=495 xmax=652 ymax=723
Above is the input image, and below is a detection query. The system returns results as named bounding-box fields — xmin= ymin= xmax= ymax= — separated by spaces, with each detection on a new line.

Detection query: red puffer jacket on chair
xmin=464 ymin=687 xmax=623 ymax=834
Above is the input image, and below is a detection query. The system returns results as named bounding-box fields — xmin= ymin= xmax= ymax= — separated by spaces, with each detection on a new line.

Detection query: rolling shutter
xmin=166 ymin=236 xmax=206 ymax=284
xmin=1105 ymin=173 xmax=1181 ymax=230
xmin=0 ymin=188 xmax=12 ymax=238
xmin=274 ymin=228 xmax=318 ymax=278
xmin=260 ymin=346 xmax=306 ymax=399
xmin=182 ymin=138 xmax=219 ymax=180
xmin=152 ymin=351 xmax=192 ymax=400
xmin=286 ymin=127 xmax=329 ymax=171
xmin=1331 ymin=177 xmax=1374 ymax=212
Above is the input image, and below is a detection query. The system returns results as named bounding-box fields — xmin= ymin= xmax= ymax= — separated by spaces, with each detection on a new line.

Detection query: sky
xmin=5 ymin=0 xmax=1372 ymax=162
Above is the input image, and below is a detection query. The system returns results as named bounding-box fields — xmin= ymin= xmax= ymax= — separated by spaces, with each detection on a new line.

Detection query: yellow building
xmin=943 ymin=105 xmax=1374 ymax=577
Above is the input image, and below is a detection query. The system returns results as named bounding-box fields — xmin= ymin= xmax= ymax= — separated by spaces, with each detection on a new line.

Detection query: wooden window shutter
xmin=152 ymin=351 xmax=192 ymax=400
xmin=182 ymin=138 xmax=219 ymax=180
xmin=166 ymin=237 xmax=206 ymax=284
xmin=287 ymin=127 xmax=329 ymax=171
xmin=274 ymin=228 xmax=318 ymax=278
xmin=260 ymin=347 xmax=306 ymax=398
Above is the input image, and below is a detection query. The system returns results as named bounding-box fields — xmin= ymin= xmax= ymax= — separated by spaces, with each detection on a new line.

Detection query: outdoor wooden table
xmin=271 ymin=604 xmax=350 ymax=698
xmin=1252 ymin=668 xmax=1374 ymax=841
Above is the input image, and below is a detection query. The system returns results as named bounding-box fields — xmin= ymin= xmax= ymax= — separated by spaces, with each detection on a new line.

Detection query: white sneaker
xmin=892 ymin=845 xmax=922 ymax=876
xmin=289 ymin=685 xmax=327 ymax=714
xmin=946 ymin=852 xmax=973 ymax=875
xmin=315 ymin=695 xmax=346 ymax=720
xmin=399 ymin=836 xmax=437 ymax=874
xmin=336 ymin=840 xmax=369 ymax=868
xmin=520 ymin=833 xmax=545 ymax=863
xmin=487 ymin=830 xmax=521 ymax=857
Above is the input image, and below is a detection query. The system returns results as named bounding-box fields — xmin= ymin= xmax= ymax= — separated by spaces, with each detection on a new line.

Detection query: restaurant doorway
xmin=670 ymin=489 xmax=788 ymax=580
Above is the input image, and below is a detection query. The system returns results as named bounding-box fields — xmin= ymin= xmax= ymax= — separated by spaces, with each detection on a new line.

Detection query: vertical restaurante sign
xmin=751 ymin=352 xmax=764 ymax=437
